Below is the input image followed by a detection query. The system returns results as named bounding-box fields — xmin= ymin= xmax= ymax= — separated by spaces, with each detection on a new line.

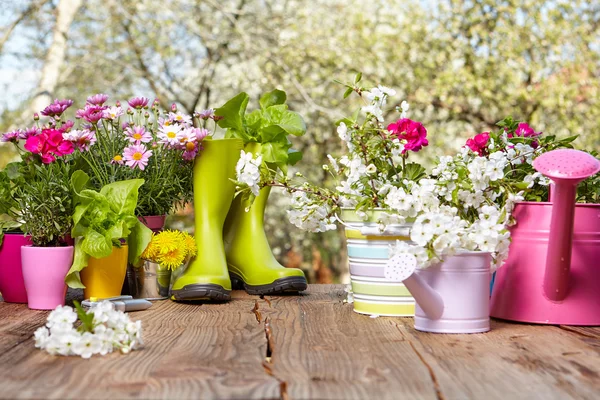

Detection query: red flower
xmin=465 ymin=132 xmax=490 ymax=156
xmin=387 ymin=118 xmax=429 ymax=154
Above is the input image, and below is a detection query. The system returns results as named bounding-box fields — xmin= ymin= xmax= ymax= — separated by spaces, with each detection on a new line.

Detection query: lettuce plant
xmin=65 ymin=171 xmax=152 ymax=288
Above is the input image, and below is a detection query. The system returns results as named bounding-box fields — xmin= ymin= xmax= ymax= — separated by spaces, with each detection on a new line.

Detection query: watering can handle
xmin=543 ymin=182 xmax=577 ymax=301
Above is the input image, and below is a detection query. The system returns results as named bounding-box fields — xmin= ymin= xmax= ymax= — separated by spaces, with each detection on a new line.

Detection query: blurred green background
xmin=1 ymin=0 xmax=599 ymax=283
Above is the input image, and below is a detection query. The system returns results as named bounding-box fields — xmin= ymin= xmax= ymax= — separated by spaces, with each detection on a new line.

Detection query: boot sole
xmin=230 ymin=273 xmax=308 ymax=295
xmin=170 ymin=284 xmax=231 ymax=301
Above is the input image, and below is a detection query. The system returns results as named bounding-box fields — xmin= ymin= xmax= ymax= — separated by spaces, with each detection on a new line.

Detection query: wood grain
xmin=0 ymin=295 xmax=280 ymax=400
xmin=1 ymin=285 xmax=600 ymax=400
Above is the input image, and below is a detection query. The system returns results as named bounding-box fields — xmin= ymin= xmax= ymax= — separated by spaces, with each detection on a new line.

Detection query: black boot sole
xmin=170 ymin=284 xmax=231 ymax=301
xmin=230 ymin=273 xmax=308 ymax=295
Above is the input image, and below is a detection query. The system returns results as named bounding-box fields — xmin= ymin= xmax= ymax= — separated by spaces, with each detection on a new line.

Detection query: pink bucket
xmin=0 ymin=234 xmax=31 ymax=303
xmin=21 ymin=245 xmax=74 ymax=310
xmin=490 ymin=202 xmax=600 ymax=325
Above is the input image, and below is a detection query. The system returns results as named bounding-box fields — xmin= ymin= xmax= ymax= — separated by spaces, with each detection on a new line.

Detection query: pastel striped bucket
xmin=340 ymin=208 xmax=416 ymax=317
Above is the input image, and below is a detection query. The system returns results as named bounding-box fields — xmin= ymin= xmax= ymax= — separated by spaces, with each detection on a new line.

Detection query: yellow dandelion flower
xmin=157 ymin=246 xmax=186 ymax=270
xmin=181 ymin=232 xmax=197 ymax=258
xmin=151 ymin=230 xmax=181 ymax=256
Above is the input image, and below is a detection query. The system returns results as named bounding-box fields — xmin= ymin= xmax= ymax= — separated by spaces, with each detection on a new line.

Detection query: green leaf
xmin=127 ymin=220 xmax=152 ymax=265
xmin=343 ymin=87 xmax=353 ymax=99
xmin=81 ymin=229 xmax=113 ymax=259
xmin=100 ymin=179 xmax=144 ymax=216
xmin=5 ymin=162 xmax=22 ymax=180
xmin=354 ymin=72 xmax=362 ymax=84
xmin=262 ymin=141 xmax=291 ymax=164
xmin=71 ymin=170 xmax=90 ymax=205
xmin=73 ymin=300 xmax=95 ymax=333
xmin=403 ymin=163 xmax=427 ymax=181
xmin=275 ymin=110 xmax=307 ymax=136
xmin=245 ymin=109 xmax=263 ymax=131
xmin=287 ymin=148 xmax=303 ymax=165
xmin=259 ymin=89 xmax=287 ymax=109
xmin=65 ymin=239 xmax=89 ymax=288
xmin=215 ymin=92 xmax=250 ymax=133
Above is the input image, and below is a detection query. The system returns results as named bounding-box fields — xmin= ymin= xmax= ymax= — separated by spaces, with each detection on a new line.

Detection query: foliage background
xmin=1 ymin=0 xmax=599 ymax=282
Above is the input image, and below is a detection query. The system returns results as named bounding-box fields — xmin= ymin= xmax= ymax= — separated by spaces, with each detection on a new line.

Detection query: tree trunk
xmin=22 ymin=0 xmax=82 ymax=120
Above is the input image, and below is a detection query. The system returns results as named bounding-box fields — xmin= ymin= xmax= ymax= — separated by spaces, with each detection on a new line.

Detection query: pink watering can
xmin=491 ymin=149 xmax=600 ymax=325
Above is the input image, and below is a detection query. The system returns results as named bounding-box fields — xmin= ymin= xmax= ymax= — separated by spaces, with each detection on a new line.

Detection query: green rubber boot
xmin=170 ymin=138 xmax=243 ymax=301
xmin=223 ymin=143 xmax=308 ymax=295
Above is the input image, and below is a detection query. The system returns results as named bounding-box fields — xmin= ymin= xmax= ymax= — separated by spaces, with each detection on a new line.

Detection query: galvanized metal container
xmin=127 ymin=260 xmax=172 ymax=300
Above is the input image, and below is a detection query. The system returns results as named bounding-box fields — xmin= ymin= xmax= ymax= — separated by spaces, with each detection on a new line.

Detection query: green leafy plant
xmin=215 ymin=89 xmax=306 ymax=173
xmin=65 ymin=171 xmax=153 ymax=288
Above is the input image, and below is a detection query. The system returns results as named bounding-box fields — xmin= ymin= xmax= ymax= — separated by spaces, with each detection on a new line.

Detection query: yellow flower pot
xmin=81 ymin=245 xmax=128 ymax=299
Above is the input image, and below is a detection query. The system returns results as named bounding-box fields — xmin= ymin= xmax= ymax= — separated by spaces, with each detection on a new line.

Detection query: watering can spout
xmin=404 ymin=274 xmax=445 ymax=320
xmin=533 ymin=149 xmax=600 ymax=302
xmin=385 ymin=254 xmax=444 ymax=320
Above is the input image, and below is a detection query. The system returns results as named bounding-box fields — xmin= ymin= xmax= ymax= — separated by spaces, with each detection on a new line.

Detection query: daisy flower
xmin=103 ymin=106 xmax=124 ymax=120
xmin=111 ymin=155 xmax=124 ymax=165
xmin=157 ymin=124 xmax=183 ymax=147
xmin=127 ymin=97 xmax=149 ymax=109
xmin=168 ymin=112 xmax=192 ymax=126
xmin=1 ymin=130 xmax=21 ymax=143
xmin=122 ymin=144 xmax=152 ymax=170
xmin=125 ymin=126 xmax=152 ymax=144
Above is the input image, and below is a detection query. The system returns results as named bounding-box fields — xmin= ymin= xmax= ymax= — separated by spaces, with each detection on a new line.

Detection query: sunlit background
xmin=1 ymin=0 xmax=599 ymax=283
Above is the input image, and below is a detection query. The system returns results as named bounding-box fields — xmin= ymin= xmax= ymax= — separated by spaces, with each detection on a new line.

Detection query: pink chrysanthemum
xmin=123 ymin=144 xmax=152 ymax=170
xmin=76 ymin=105 xmax=107 ymax=123
xmin=125 ymin=126 xmax=152 ymax=144
xmin=63 ymin=129 xmax=97 ymax=151
xmin=19 ymin=126 xmax=40 ymax=139
xmin=127 ymin=97 xmax=150 ymax=109
xmin=86 ymin=94 xmax=109 ymax=106
xmin=1 ymin=130 xmax=21 ymax=143
xmin=41 ymin=99 xmax=73 ymax=117
xmin=103 ymin=106 xmax=124 ymax=120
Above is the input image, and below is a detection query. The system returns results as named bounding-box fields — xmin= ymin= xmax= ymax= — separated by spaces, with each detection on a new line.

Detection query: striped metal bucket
xmin=341 ymin=208 xmax=415 ymax=317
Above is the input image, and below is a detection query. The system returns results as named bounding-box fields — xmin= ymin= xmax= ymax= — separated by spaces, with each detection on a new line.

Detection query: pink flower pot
xmin=0 ymin=234 xmax=31 ymax=303
xmin=138 ymin=215 xmax=166 ymax=233
xmin=21 ymin=245 xmax=74 ymax=310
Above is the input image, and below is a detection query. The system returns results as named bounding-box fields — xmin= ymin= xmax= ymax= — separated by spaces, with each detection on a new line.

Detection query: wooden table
xmin=0 ymin=284 xmax=599 ymax=400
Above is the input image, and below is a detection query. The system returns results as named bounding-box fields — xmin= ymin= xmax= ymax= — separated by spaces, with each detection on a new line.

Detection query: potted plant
xmin=128 ymin=229 xmax=197 ymax=300
xmin=0 ymin=100 xmax=83 ymax=309
xmin=68 ymin=94 xmax=205 ymax=231
xmin=65 ymin=171 xmax=153 ymax=299
xmin=0 ymin=165 xmax=30 ymax=303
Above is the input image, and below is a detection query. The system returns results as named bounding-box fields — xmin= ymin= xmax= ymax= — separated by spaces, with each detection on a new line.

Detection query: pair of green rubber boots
xmin=170 ymin=138 xmax=307 ymax=301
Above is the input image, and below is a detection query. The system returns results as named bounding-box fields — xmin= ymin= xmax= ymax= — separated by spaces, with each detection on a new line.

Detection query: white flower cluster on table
xmin=34 ymin=301 xmax=143 ymax=358
xmin=235 ymin=150 xmax=263 ymax=197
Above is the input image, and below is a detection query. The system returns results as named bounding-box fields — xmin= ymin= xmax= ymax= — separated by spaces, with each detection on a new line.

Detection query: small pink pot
xmin=21 ymin=245 xmax=74 ymax=310
xmin=0 ymin=234 xmax=31 ymax=303
xmin=138 ymin=215 xmax=166 ymax=233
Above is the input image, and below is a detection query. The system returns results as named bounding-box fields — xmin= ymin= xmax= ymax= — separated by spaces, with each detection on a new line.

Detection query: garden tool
xmin=491 ymin=149 xmax=600 ymax=325
xmin=223 ymin=143 xmax=307 ymax=295
xmin=385 ymin=252 xmax=491 ymax=333
xmin=170 ymin=138 xmax=243 ymax=301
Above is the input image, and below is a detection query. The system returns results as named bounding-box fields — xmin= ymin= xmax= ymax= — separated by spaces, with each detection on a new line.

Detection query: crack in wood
xmin=262 ymin=316 xmax=290 ymax=400
xmin=252 ymin=300 xmax=262 ymax=324
xmin=395 ymin=322 xmax=446 ymax=400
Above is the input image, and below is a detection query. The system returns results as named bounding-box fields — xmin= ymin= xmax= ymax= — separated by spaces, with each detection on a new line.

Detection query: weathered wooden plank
xmin=396 ymin=318 xmax=600 ymax=400
xmin=0 ymin=297 xmax=280 ymax=400
xmin=264 ymin=285 xmax=438 ymax=400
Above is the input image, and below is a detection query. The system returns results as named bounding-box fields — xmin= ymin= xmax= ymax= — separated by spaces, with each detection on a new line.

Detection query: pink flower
xmin=58 ymin=120 xmax=74 ymax=133
xmin=125 ymin=126 xmax=152 ymax=144
xmin=76 ymin=105 xmax=107 ymax=123
xmin=196 ymin=109 xmax=214 ymax=120
xmin=24 ymin=128 xmax=74 ymax=163
xmin=103 ymin=106 xmax=124 ymax=120
xmin=182 ymin=141 xmax=200 ymax=161
xmin=123 ymin=144 xmax=152 ymax=170
xmin=514 ymin=122 xmax=541 ymax=138
xmin=168 ymin=112 xmax=192 ymax=126
xmin=63 ymin=129 xmax=97 ymax=151
xmin=1 ymin=130 xmax=21 ymax=143
xmin=41 ymin=99 xmax=73 ymax=117
xmin=127 ymin=97 xmax=149 ymax=109
xmin=86 ymin=94 xmax=109 ymax=106
xmin=111 ymin=155 xmax=124 ymax=165
xmin=387 ymin=118 xmax=429 ymax=154
xmin=465 ymin=132 xmax=490 ymax=156
xmin=190 ymin=127 xmax=209 ymax=142
xmin=19 ymin=126 xmax=40 ymax=139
